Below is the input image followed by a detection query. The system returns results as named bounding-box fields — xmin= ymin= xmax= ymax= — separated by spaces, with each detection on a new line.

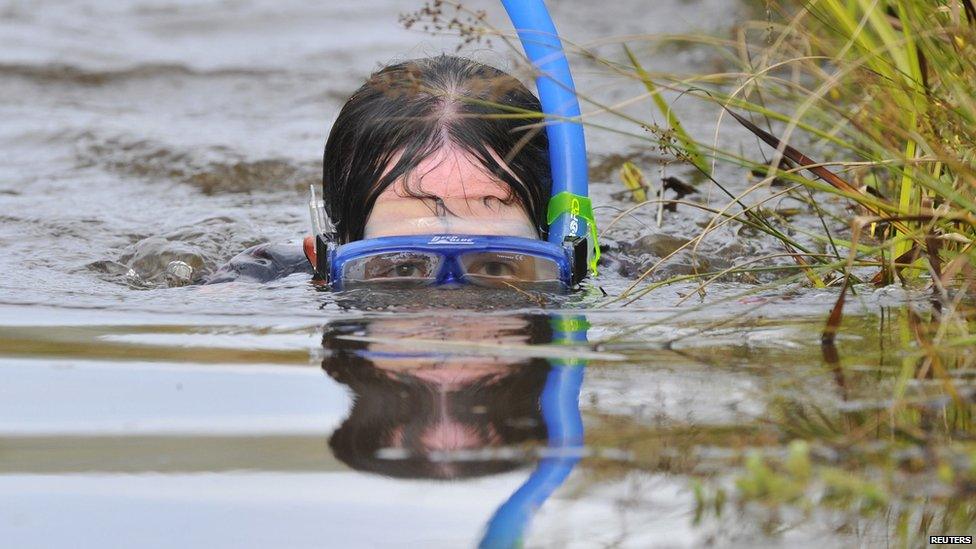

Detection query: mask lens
xmin=458 ymin=251 xmax=563 ymax=290
xmin=342 ymin=252 xmax=442 ymax=287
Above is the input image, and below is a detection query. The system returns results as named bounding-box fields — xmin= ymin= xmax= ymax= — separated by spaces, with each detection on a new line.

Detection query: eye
xmin=370 ymin=260 xmax=430 ymax=279
xmin=391 ymin=262 xmax=425 ymax=277
xmin=472 ymin=260 xmax=517 ymax=278
xmin=359 ymin=254 xmax=436 ymax=280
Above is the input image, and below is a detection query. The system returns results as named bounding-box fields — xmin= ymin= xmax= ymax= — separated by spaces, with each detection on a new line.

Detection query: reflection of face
xmin=322 ymin=315 xmax=553 ymax=479
xmin=366 ymin=315 xmax=534 ymax=390
xmin=363 ymin=146 xmax=538 ymax=239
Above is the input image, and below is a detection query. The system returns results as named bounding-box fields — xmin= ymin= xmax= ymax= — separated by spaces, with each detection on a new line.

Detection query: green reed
xmin=598 ymin=0 xmax=976 ymax=302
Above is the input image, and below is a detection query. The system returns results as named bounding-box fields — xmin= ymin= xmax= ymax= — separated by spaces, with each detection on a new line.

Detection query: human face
xmin=363 ymin=146 xmax=538 ymax=239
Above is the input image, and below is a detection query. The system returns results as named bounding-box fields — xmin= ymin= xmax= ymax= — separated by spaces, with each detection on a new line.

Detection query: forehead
xmin=364 ymin=145 xmax=538 ymax=239
xmin=379 ymin=146 xmax=512 ymax=199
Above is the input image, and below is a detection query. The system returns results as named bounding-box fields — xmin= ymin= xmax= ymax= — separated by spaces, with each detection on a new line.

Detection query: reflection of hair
xmin=322 ymin=317 xmax=554 ymax=479
xmin=322 ymin=55 xmax=551 ymax=243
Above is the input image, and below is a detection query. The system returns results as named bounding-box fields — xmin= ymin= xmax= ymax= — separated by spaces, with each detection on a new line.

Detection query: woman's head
xmin=322 ymin=55 xmax=551 ymax=243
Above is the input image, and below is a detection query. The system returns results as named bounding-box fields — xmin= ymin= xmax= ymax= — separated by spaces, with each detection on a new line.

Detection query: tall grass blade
xmin=821 ymin=277 xmax=850 ymax=346
xmin=723 ymin=107 xmax=915 ymax=238
xmin=623 ymin=44 xmax=711 ymax=176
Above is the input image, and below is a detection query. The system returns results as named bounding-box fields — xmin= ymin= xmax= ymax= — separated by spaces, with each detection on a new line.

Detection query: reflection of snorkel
xmin=503 ymin=0 xmax=599 ymax=280
xmin=479 ymin=315 xmax=587 ymax=549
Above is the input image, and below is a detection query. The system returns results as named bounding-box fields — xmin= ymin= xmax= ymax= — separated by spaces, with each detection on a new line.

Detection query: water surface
xmin=2 ymin=1 xmax=970 ymax=547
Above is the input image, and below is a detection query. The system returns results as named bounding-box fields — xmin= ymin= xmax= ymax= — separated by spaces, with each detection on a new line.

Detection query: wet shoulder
xmin=204 ymin=243 xmax=312 ymax=284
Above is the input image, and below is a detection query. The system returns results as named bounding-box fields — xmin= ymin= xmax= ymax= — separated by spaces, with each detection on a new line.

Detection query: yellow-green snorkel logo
xmin=547 ymin=191 xmax=600 ymax=276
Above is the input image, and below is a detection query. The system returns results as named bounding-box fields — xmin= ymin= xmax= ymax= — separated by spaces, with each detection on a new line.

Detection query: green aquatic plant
xmin=623 ymin=44 xmax=711 ymax=177
xmin=586 ymin=0 xmax=976 ymax=306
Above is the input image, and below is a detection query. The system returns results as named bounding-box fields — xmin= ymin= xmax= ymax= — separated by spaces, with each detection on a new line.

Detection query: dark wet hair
xmin=322 ymin=55 xmax=551 ymax=243
xmin=321 ymin=316 xmax=554 ymax=479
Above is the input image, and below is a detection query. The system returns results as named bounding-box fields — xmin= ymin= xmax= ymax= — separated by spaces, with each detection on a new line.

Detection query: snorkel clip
xmin=548 ymin=191 xmax=600 ymax=282
xmin=564 ymin=235 xmax=589 ymax=286
xmin=308 ymin=185 xmax=338 ymax=282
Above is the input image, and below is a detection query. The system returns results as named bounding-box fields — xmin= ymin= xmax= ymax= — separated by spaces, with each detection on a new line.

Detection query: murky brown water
xmin=2 ymin=1 xmax=972 ymax=547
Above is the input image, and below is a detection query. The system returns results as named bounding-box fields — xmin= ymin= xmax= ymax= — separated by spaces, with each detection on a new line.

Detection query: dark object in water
xmin=661 ymin=176 xmax=697 ymax=212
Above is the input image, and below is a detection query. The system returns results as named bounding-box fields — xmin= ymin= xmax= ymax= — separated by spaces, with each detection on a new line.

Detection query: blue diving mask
xmin=306 ymin=186 xmax=589 ymax=291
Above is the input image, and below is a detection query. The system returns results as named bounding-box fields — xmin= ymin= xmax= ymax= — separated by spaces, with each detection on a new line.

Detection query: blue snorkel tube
xmin=478 ymin=315 xmax=587 ymax=549
xmin=502 ymin=0 xmax=599 ymax=279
